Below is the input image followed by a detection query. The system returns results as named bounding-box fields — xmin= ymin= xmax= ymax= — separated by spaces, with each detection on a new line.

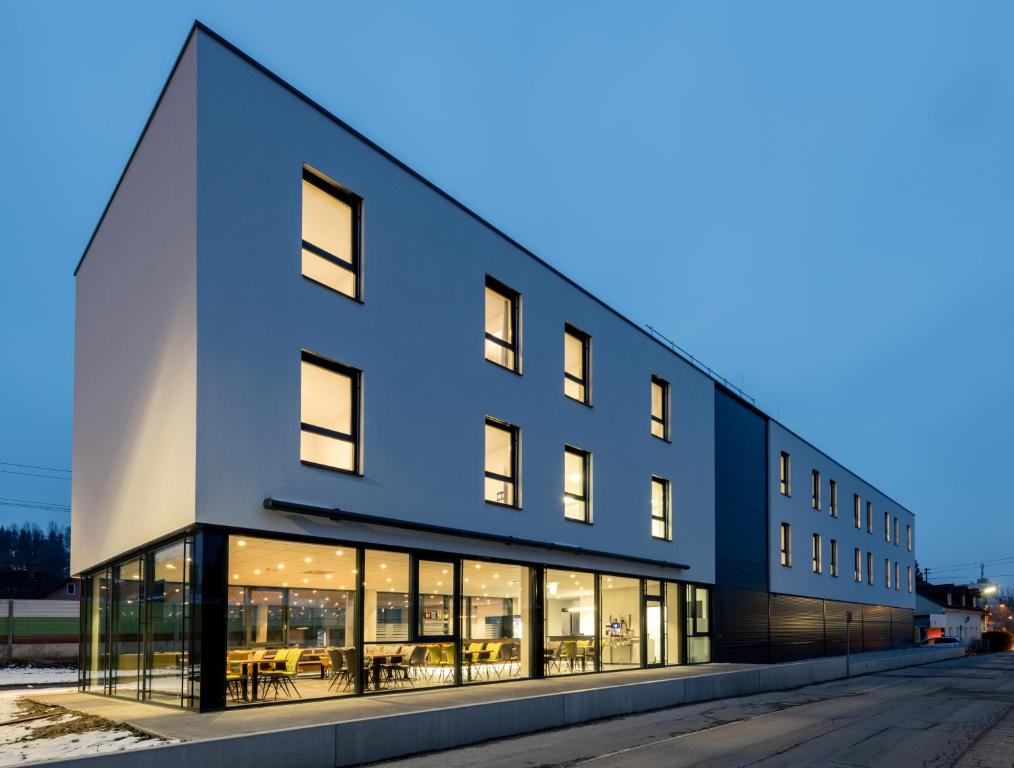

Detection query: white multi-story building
xmin=71 ymin=23 xmax=916 ymax=711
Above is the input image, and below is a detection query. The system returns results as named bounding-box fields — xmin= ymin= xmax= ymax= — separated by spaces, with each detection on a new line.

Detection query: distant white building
xmin=915 ymin=584 xmax=985 ymax=648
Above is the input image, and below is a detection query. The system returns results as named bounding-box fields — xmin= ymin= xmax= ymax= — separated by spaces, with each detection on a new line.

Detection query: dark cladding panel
xmin=891 ymin=607 xmax=914 ymax=648
xmin=770 ymin=593 xmax=824 ymax=662
xmin=713 ymin=586 xmax=770 ymax=663
xmin=862 ymin=604 xmax=891 ymax=652
xmin=714 ymin=390 xmax=768 ymax=591
xmin=824 ymin=600 xmax=863 ymax=656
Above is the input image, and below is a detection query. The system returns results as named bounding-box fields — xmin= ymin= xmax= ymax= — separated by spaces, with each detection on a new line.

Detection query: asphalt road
xmin=378 ymin=654 xmax=1014 ymax=768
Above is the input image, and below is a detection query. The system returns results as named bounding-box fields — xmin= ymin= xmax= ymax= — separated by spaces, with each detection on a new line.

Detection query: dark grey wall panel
xmin=770 ymin=593 xmax=825 ymax=662
xmin=714 ymin=390 xmax=768 ymax=591
xmin=862 ymin=604 xmax=891 ymax=652
xmin=824 ymin=600 xmax=863 ymax=657
xmin=891 ymin=607 xmax=914 ymax=648
xmin=713 ymin=586 xmax=770 ymax=663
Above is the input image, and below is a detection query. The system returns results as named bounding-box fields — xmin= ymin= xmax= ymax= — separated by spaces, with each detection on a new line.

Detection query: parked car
xmin=925 ymin=636 xmax=962 ymax=646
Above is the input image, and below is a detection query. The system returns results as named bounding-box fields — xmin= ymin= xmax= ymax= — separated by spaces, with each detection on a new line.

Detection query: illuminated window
xmin=885 ymin=558 xmax=891 ymax=589
xmin=301 ymin=169 xmax=360 ymax=299
xmin=854 ymin=548 xmax=862 ymax=582
xmin=893 ymin=516 xmax=899 ymax=545
xmin=811 ymin=470 xmax=821 ymax=510
xmin=484 ymin=418 xmax=518 ymax=507
xmin=485 ymin=277 xmax=519 ymax=372
xmin=867 ymin=552 xmax=874 ymax=585
xmin=866 ymin=501 xmax=873 ymax=533
xmin=780 ymin=523 xmax=791 ymax=566
xmin=853 ymin=494 xmax=861 ymax=528
xmin=894 ymin=562 xmax=900 ymax=591
xmin=829 ymin=480 xmax=838 ymax=518
xmin=830 ymin=539 xmax=839 ymax=577
xmin=907 ymin=525 xmax=913 ymax=552
xmin=812 ymin=533 xmax=822 ymax=574
xmin=651 ymin=376 xmax=669 ymax=440
xmin=884 ymin=511 xmax=890 ymax=542
xmin=563 ymin=325 xmax=590 ymax=403
xmin=907 ymin=566 xmax=913 ymax=592
xmin=300 ymin=351 xmax=359 ymax=473
xmin=779 ymin=452 xmax=791 ymax=496
xmin=651 ymin=477 xmax=671 ymax=540
xmin=563 ymin=446 xmax=590 ymax=523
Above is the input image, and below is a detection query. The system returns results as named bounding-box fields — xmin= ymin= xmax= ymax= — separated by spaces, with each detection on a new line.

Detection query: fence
xmin=1 ymin=599 xmax=79 ymax=663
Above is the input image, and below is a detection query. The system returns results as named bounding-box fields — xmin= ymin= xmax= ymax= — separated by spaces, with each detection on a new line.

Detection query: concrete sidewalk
xmin=31 ymin=646 xmax=963 ymax=767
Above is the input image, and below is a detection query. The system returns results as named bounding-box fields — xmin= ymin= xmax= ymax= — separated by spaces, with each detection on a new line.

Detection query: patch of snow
xmin=0 ymin=666 xmax=78 ymax=687
xmin=0 ymin=727 xmax=168 ymax=766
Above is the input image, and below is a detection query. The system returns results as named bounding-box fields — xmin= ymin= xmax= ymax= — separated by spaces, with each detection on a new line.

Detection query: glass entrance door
xmin=645 ymin=597 xmax=663 ymax=666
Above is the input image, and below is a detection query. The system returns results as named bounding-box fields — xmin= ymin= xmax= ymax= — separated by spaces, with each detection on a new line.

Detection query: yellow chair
xmin=261 ymin=649 xmax=303 ymax=699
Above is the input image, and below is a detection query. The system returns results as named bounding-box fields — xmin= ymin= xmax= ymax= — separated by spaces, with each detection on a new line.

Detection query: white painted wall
xmin=71 ymin=38 xmax=198 ymax=574
xmin=189 ymin=30 xmax=716 ymax=582
xmin=768 ymin=422 xmax=916 ymax=608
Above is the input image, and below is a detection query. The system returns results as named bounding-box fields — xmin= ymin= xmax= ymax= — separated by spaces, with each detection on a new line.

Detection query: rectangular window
xmin=301 ymin=168 xmax=360 ymax=299
xmin=779 ymin=452 xmax=791 ymax=495
xmin=854 ymin=548 xmax=862 ymax=582
xmin=651 ymin=476 xmax=671 ymax=540
xmin=866 ymin=501 xmax=873 ymax=533
xmin=907 ymin=525 xmax=913 ymax=552
xmin=893 ymin=517 xmax=899 ymax=545
xmin=853 ymin=494 xmax=861 ymax=528
xmin=894 ymin=562 xmax=900 ymax=591
xmin=830 ymin=539 xmax=839 ymax=577
xmin=829 ymin=480 xmax=838 ymax=518
xmin=885 ymin=558 xmax=891 ymax=588
xmin=811 ymin=533 xmax=822 ymax=573
xmin=563 ymin=446 xmax=590 ymax=523
xmin=485 ymin=418 xmax=518 ymax=507
xmin=300 ymin=351 xmax=360 ymax=473
xmin=907 ymin=566 xmax=913 ymax=593
xmin=811 ymin=470 xmax=821 ymax=509
xmin=780 ymin=523 xmax=791 ymax=566
xmin=884 ymin=511 xmax=890 ymax=542
xmin=485 ymin=276 xmax=520 ymax=372
xmin=563 ymin=325 xmax=590 ymax=403
xmin=867 ymin=552 xmax=874 ymax=585
xmin=650 ymin=376 xmax=669 ymax=440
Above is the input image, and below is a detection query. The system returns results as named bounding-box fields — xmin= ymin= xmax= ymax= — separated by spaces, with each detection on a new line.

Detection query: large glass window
xmin=81 ymin=573 xmax=108 ymax=693
xmin=300 ymin=351 xmax=359 ymax=473
xmin=599 ymin=575 xmax=641 ymax=670
xmin=564 ymin=446 xmax=590 ymax=523
xmin=651 ymin=376 xmax=669 ymax=440
xmin=485 ymin=276 xmax=519 ymax=371
xmin=544 ymin=569 xmax=595 ymax=676
xmin=145 ymin=540 xmax=188 ymax=704
xmin=461 ymin=560 xmax=531 ymax=683
xmin=110 ymin=558 xmax=142 ymax=699
xmin=225 ymin=536 xmax=358 ymax=705
xmin=417 ymin=560 xmax=454 ymax=638
xmin=485 ymin=418 xmax=518 ymax=507
xmin=685 ymin=585 xmax=711 ymax=663
xmin=564 ymin=325 xmax=590 ymax=403
xmin=651 ymin=476 xmax=671 ymax=540
xmin=301 ymin=168 xmax=360 ymax=299
xmin=645 ymin=580 xmax=662 ymax=666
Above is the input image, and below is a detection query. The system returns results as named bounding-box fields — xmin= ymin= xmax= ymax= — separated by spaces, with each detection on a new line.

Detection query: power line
xmin=923 ymin=555 xmax=1014 ymax=571
xmin=0 ymin=461 xmax=70 ymax=474
xmin=0 ymin=469 xmax=71 ymax=481
xmin=0 ymin=496 xmax=70 ymax=510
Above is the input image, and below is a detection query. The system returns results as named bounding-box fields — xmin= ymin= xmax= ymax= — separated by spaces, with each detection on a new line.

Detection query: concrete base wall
xmin=7 ymin=643 xmax=79 ymax=663
xmin=38 ymin=647 xmax=964 ymax=768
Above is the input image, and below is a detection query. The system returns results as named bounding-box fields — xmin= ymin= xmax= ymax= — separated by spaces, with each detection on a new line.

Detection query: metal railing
xmin=645 ymin=325 xmax=755 ymax=405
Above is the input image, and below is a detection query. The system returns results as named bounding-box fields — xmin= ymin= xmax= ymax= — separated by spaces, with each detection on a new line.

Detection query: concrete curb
xmin=32 ymin=647 xmax=964 ymax=768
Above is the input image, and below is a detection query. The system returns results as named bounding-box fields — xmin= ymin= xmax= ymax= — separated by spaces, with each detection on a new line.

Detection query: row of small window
xmin=778 ymin=452 xmax=912 ymax=550
xmin=299 ymin=351 xmax=672 ymax=539
xmin=301 ymin=168 xmax=673 ymax=442
xmin=779 ymin=523 xmax=913 ymax=591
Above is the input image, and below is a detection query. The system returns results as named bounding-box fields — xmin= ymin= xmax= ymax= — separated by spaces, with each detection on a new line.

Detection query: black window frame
xmin=853 ymin=494 xmax=861 ymax=528
xmin=854 ymin=547 xmax=862 ymax=582
xmin=563 ymin=445 xmax=591 ymax=523
xmin=779 ymin=522 xmax=791 ymax=567
xmin=867 ymin=551 xmax=874 ymax=585
xmin=484 ymin=275 xmax=521 ymax=373
xmin=779 ymin=452 xmax=791 ymax=496
xmin=484 ymin=417 xmax=519 ymax=508
xmin=301 ymin=167 xmax=362 ymax=301
xmin=829 ymin=539 xmax=839 ymax=577
xmin=811 ymin=469 xmax=821 ymax=510
xmin=563 ymin=324 xmax=591 ymax=405
xmin=299 ymin=350 xmax=361 ymax=475
xmin=829 ymin=479 xmax=838 ymax=518
xmin=650 ymin=476 xmax=671 ymax=541
xmin=866 ymin=501 xmax=873 ymax=533
xmin=650 ymin=376 xmax=670 ymax=441
xmin=811 ymin=533 xmax=822 ymax=574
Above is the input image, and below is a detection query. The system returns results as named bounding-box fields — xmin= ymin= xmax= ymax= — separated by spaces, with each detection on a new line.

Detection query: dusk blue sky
xmin=2 ymin=2 xmax=1011 ymax=585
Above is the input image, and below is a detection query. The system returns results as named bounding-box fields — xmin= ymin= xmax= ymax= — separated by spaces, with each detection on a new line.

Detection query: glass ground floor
xmin=78 ymin=526 xmax=711 ymax=711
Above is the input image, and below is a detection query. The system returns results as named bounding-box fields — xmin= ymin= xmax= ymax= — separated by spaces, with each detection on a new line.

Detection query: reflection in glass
xmin=686 ymin=584 xmax=711 ymax=663
xmin=665 ymin=582 xmax=682 ymax=666
xmin=145 ymin=540 xmax=188 ymax=703
xmin=110 ymin=558 xmax=142 ymax=698
xmin=417 ymin=560 xmax=454 ymax=637
xmin=544 ymin=569 xmax=595 ymax=676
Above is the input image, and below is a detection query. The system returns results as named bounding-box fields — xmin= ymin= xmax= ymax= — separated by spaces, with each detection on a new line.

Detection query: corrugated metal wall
xmin=891 ymin=607 xmax=914 ymax=648
xmin=713 ymin=586 xmax=770 ymax=663
xmin=861 ymin=603 xmax=892 ymax=651
xmin=769 ymin=593 xmax=825 ymax=662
